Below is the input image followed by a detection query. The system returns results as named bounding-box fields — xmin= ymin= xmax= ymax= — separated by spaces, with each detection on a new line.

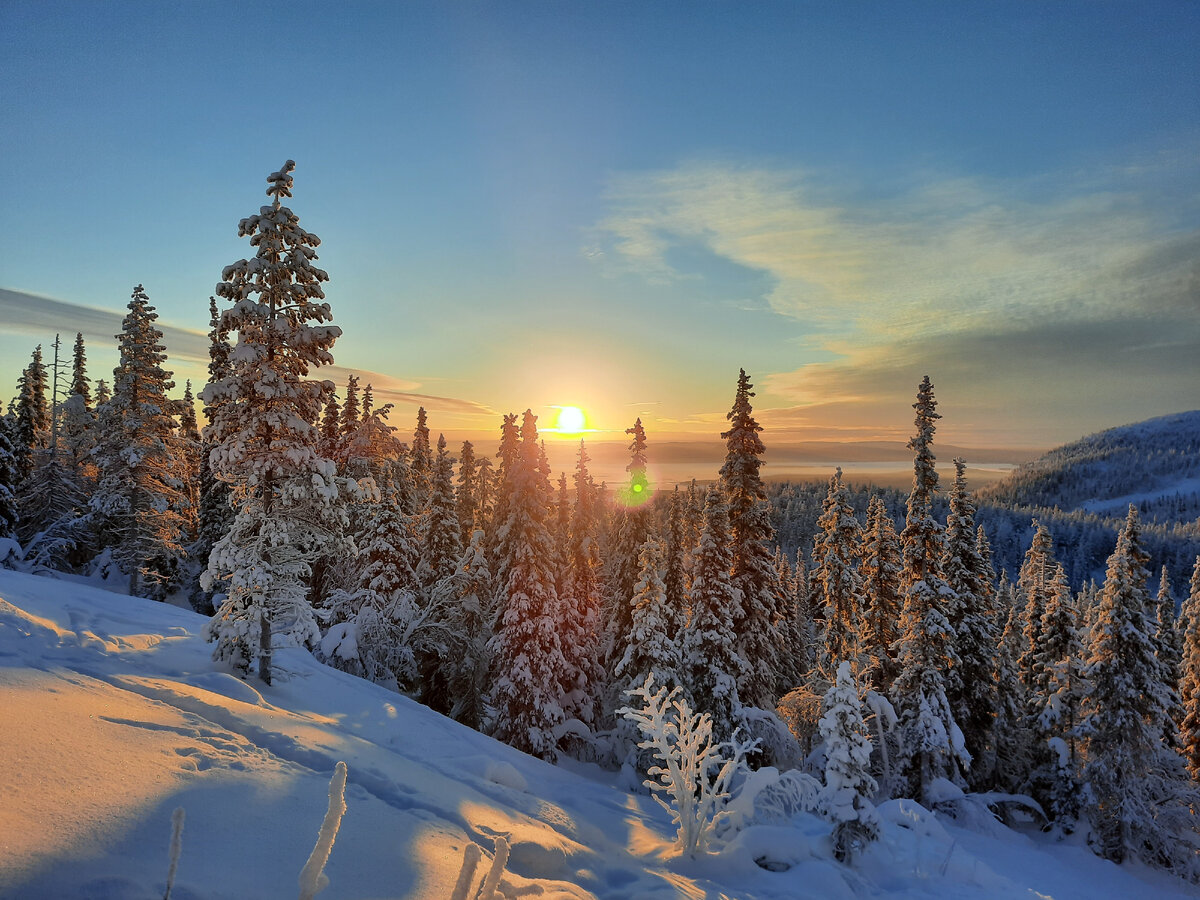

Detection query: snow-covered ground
xmin=1 ymin=568 xmax=1197 ymax=900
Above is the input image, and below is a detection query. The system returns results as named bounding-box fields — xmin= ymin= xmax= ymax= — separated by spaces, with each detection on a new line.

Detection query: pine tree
xmin=614 ymin=537 xmax=681 ymax=699
xmin=859 ymin=495 xmax=902 ymax=694
xmin=200 ymin=161 xmax=352 ymax=684
xmin=891 ymin=376 xmax=968 ymax=801
xmin=1079 ymin=505 xmax=1186 ymax=865
xmin=488 ymin=409 xmax=570 ymax=760
xmin=812 ymin=468 xmax=864 ymax=680
xmin=681 ymin=487 xmax=746 ymax=744
xmin=719 ymin=369 xmax=779 ymax=709
xmin=90 ymin=285 xmax=188 ymax=598
xmin=819 ymin=661 xmax=880 ymax=862
xmin=942 ymin=458 xmax=997 ymax=787
xmin=1179 ymin=556 xmax=1200 ymax=779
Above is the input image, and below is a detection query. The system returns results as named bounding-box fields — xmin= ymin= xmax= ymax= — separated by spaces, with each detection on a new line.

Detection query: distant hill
xmin=977 ymin=411 xmax=1200 ymax=526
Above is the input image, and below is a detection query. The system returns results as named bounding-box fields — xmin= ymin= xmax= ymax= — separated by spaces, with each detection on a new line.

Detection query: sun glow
xmin=554 ymin=405 xmax=587 ymax=434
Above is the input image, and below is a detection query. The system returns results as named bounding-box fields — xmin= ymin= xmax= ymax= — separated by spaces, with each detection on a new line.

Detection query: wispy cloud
xmin=591 ymin=151 xmax=1200 ymax=444
xmin=0 ymin=287 xmax=498 ymax=420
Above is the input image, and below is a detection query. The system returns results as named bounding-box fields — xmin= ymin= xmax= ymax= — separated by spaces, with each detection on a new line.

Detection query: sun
xmin=555 ymin=405 xmax=587 ymax=434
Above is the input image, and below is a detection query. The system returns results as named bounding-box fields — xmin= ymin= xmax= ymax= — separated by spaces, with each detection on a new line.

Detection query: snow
xmin=2 ymin=567 xmax=1199 ymax=899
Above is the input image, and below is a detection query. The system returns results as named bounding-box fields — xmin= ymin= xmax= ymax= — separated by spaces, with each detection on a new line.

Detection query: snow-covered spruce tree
xmin=418 ymin=434 xmax=463 ymax=590
xmin=993 ymin=578 xmax=1031 ymax=792
xmin=605 ymin=417 xmax=654 ymax=672
xmin=488 ymin=409 xmax=571 ymax=760
xmin=663 ymin=488 xmax=690 ymax=644
xmin=455 ymin=439 xmax=479 ymax=545
xmin=194 ymin=297 xmax=234 ymax=570
xmin=1036 ymin=563 xmax=1088 ymax=824
xmin=941 ymin=458 xmax=997 ymax=788
xmin=720 ymin=369 xmax=780 ymax=710
xmin=1018 ymin=520 xmax=1058 ymax=697
xmin=1154 ymin=566 xmax=1184 ymax=746
xmin=409 ymin=406 xmax=432 ymax=508
xmin=681 ymin=486 xmax=746 ymax=746
xmin=200 ymin=161 xmax=354 ymax=684
xmin=560 ymin=438 xmax=605 ymax=730
xmin=434 ymin=530 xmax=495 ymax=730
xmin=321 ymin=485 xmax=419 ymax=689
xmin=1079 ymin=505 xmax=1196 ymax=869
xmin=485 ymin=412 xmax=521 ymax=579
xmin=319 ymin=392 xmax=341 ymax=460
xmin=13 ymin=345 xmax=49 ymax=482
xmin=812 ymin=468 xmax=864 ymax=680
xmin=1179 ymin=556 xmax=1200 ymax=779
xmin=59 ymin=331 xmax=97 ymax=486
xmin=176 ymin=380 xmax=202 ymax=541
xmin=339 ymin=373 xmax=360 ymax=438
xmin=891 ymin=376 xmax=968 ymax=802
xmin=90 ymin=285 xmax=188 ymax=598
xmin=773 ymin=547 xmax=805 ymax=695
xmin=859 ymin=494 xmax=902 ymax=695
xmin=819 ymin=660 xmax=880 ymax=862
xmin=613 ymin=537 xmax=681 ymax=698
xmin=0 ymin=423 xmax=18 ymax=542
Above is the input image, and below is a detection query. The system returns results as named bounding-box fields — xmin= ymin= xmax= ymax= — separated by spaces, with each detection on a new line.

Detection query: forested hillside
xmin=976 ymin=411 xmax=1200 ymax=525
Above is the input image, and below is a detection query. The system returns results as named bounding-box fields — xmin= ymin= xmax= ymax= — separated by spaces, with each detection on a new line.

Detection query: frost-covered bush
xmin=736 ymin=704 xmax=803 ymax=771
xmin=620 ymin=674 xmax=758 ymax=856
xmin=818 ymin=661 xmax=880 ymax=861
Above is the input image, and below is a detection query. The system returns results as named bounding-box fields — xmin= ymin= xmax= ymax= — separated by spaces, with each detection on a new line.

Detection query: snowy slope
xmin=977 ymin=410 xmax=1200 ymax=524
xmin=1 ymin=569 xmax=1197 ymax=900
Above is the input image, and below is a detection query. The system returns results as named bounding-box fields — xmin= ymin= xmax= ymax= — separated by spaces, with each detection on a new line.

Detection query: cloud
xmin=591 ymin=152 xmax=1200 ymax=444
xmin=0 ymin=287 xmax=498 ymax=420
xmin=0 ymin=287 xmax=209 ymax=363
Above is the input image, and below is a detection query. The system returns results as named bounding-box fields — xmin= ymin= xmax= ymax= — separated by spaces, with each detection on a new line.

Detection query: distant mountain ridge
xmin=977 ymin=410 xmax=1200 ymax=525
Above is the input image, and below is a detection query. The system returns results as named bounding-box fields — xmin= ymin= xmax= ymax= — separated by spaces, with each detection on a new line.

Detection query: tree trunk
xmin=259 ymin=609 xmax=272 ymax=686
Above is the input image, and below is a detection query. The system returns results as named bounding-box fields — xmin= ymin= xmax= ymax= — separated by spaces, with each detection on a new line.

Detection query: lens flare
xmin=616 ymin=469 xmax=654 ymax=508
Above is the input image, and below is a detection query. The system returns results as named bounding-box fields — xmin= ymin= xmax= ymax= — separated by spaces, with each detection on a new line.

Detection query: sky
xmin=1 ymin=1 xmax=1198 ymax=479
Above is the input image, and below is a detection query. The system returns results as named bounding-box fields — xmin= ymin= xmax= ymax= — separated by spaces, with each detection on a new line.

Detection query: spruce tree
xmin=419 ymin=433 xmax=462 ymax=589
xmin=409 ymin=406 xmax=432 ymax=508
xmin=13 ymin=346 xmax=49 ymax=482
xmin=0 ymin=424 xmax=19 ymax=541
xmin=488 ymin=409 xmax=570 ymax=760
xmin=993 ymin=598 xmax=1030 ymax=792
xmin=859 ymin=495 xmax=902 ymax=694
xmin=813 ymin=468 xmax=864 ymax=680
xmin=195 ymin=297 xmax=234 ymax=572
xmin=1179 ymin=556 xmax=1200 ymax=779
xmin=719 ymin=368 xmax=779 ymax=709
xmin=605 ymin=417 xmax=653 ymax=671
xmin=90 ymin=285 xmax=188 ymax=598
xmin=1033 ymin=563 xmax=1086 ymax=823
xmin=1018 ymin=521 xmax=1058 ymax=696
xmin=891 ymin=376 xmax=967 ymax=801
xmin=340 ymin=374 xmax=360 ymax=436
xmin=613 ymin=537 xmax=681 ymax=696
xmin=819 ymin=661 xmax=881 ymax=862
xmin=681 ymin=487 xmax=746 ymax=744
xmin=60 ymin=331 xmax=97 ymax=484
xmin=1079 ymin=505 xmax=1183 ymax=865
xmin=942 ymin=458 xmax=997 ymax=786
xmin=560 ymin=440 xmax=605 ymax=729
xmin=200 ymin=161 xmax=352 ymax=684
xmin=1155 ymin=566 xmax=1184 ymax=746
xmin=456 ymin=439 xmax=479 ymax=545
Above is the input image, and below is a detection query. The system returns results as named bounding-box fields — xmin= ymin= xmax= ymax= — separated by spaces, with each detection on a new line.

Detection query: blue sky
xmin=2 ymin=1 xmax=1198 ymax=457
